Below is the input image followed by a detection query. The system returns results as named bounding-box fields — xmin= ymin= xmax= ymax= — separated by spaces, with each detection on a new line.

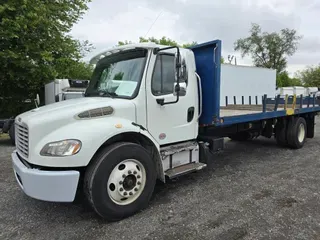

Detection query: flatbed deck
xmin=215 ymin=97 xmax=320 ymax=127
xmin=220 ymin=104 xmax=315 ymax=117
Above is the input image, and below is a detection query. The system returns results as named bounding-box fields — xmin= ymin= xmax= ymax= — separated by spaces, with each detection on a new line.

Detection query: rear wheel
xmin=287 ymin=117 xmax=307 ymax=149
xmin=83 ymin=142 xmax=157 ymax=221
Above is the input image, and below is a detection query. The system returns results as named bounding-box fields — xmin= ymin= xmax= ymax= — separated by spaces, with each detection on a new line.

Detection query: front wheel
xmin=83 ymin=142 xmax=157 ymax=221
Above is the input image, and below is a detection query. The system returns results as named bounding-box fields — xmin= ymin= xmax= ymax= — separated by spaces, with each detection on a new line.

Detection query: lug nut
xmin=137 ymin=175 xmax=141 ymax=179
xmin=137 ymin=181 xmax=141 ymax=185
xmin=124 ymin=192 xmax=128 ymax=196
xmin=119 ymin=188 xmax=123 ymax=192
xmin=129 ymin=192 xmax=133 ymax=196
xmin=134 ymin=188 xmax=138 ymax=191
xmin=122 ymin=174 xmax=126 ymax=178
xmin=128 ymin=170 xmax=132 ymax=174
xmin=119 ymin=181 xmax=123 ymax=185
xmin=133 ymin=171 xmax=137 ymax=174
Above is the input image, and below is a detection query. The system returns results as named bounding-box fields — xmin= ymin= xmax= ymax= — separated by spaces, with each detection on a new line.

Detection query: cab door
xmin=145 ymin=50 xmax=198 ymax=145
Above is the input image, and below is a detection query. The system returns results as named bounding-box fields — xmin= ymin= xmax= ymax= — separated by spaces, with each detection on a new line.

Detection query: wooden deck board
xmin=220 ymin=109 xmax=263 ymax=117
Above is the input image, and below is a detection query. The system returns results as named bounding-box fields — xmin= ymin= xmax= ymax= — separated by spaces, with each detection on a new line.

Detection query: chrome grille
xmin=15 ymin=123 xmax=29 ymax=158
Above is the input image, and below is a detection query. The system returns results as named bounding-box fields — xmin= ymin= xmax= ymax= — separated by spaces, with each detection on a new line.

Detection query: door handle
xmin=187 ymin=107 xmax=195 ymax=122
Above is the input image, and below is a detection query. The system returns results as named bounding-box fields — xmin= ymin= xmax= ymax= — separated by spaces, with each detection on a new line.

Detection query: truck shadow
xmin=70 ymin=136 xmax=292 ymax=218
xmin=150 ymin=137 xmax=281 ymax=204
xmin=13 ymin=136 xmax=309 ymax=223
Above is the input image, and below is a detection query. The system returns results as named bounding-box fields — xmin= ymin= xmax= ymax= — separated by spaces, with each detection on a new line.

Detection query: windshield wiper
xmin=98 ymin=90 xmax=118 ymax=98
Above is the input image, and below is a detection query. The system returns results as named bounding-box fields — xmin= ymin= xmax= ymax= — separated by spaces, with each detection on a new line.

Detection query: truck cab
xmin=12 ymin=42 xmax=206 ymax=221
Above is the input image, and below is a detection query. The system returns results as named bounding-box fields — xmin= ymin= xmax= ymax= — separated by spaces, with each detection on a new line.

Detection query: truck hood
xmin=16 ymin=97 xmax=137 ymax=129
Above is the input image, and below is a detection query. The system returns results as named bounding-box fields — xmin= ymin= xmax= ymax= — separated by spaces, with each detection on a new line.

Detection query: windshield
xmin=85 ymin=49 xmax=148 ymax=99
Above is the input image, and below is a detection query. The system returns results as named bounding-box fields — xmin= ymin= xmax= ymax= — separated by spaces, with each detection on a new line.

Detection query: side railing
xmin=223 ymin=92 xmax=320 ymax=114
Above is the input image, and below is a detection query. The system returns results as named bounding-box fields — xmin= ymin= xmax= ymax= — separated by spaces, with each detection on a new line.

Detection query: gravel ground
xmin=1 ymin=119 xmax=320 ymax=240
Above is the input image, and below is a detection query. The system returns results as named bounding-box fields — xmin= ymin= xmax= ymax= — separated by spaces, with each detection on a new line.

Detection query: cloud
xmin=71 ymin=0 xmax=179 ymax=60
xmin=71 ymin=0 xmax=320 ymax=72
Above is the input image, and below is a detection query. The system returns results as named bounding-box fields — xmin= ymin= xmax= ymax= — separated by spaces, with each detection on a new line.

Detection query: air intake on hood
xmin=77 ymin=106 xmax=114 ymax=119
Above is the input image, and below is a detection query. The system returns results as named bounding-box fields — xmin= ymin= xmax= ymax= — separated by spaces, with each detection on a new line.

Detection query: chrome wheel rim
xmin=298 ymin=123 xmax=305 ymax=143
xmin=107 ymin=159 xmax=146 ymax=205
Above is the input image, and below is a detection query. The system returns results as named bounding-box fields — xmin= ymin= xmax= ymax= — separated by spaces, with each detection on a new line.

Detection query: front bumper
xmin=12 ymin=150 xmax=80 ymax=202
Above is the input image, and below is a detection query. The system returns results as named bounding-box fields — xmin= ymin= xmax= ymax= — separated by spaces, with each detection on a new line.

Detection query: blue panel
xmin=218 ymin=111 xmax=287 ymax=126
xmin=189 ymin=40 xmax=222 ymax=125
xmin=296 ymin=106 xmax=320 ymax=113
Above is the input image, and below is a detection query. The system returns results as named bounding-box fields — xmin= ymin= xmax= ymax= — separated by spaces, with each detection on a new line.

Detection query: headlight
xmin=40 ymin=139 xmax=81 ymax=157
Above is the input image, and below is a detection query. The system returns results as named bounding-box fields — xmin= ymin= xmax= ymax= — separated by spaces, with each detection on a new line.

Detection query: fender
xmin=96 ymin=121 xmax=165 ymax=182
xmin=132 ymin=123 xmax=164 ymax=182
xmin=30 ymin=116 xmax=161 ymax=168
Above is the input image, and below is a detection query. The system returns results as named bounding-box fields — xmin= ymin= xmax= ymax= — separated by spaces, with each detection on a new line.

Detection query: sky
xmin=70 ymin=0 xmax=320 ymax=76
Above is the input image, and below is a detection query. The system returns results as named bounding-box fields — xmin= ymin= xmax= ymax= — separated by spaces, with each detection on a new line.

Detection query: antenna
xmin=143 ymin=11 xmax=163 ymax=39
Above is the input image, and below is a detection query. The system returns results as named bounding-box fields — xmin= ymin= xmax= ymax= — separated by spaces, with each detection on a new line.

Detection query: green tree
xmin=118 ymin=36 xmax=195 ymax=48
xmin=295 ymin=65 xmax=320 ymax=87
xmin=0 ymin=0 xmax=92 ymax=116
xmin=234 ymin=23 xmax=302 ymax=74
xmin=55 ymin=60 xmax=94 ymax=80
xmin=276 ymin=71 xmax=302 ymax=87
xmin=118 ymin=36 xmax=225 ymax=63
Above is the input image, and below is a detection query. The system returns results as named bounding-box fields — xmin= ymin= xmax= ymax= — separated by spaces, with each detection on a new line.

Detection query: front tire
xmin=83 ymin=142 xmax=157 ymax=221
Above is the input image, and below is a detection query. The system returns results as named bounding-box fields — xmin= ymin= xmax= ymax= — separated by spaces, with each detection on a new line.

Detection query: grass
xmin=0 ymin=133 xmax=9 ymax=139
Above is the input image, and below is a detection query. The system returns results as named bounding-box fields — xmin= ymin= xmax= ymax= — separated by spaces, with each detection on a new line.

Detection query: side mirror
xmin=173 ymin=82 xmax=187 ymax=96
xmin=154 ymin=45 xmax=184 ymax=106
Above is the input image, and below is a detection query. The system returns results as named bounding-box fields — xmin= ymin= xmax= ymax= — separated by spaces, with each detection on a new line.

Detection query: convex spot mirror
xmin=173 ymin=82 xmax=187 ymax=97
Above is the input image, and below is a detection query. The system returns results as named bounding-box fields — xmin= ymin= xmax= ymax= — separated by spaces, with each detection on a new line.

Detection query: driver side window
xmin=151 ymin=54 xmax=175 ymax=96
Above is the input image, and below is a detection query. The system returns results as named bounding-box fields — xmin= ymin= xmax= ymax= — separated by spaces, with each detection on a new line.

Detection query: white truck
xmin=11 ymin=40 xmax=320 ymax=221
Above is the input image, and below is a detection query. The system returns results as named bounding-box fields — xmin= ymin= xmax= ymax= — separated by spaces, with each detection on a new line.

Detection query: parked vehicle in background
xmin=276 ymin=86 xmax=320 ymax=97
xmin=0 ymin=79 xmax=89 ymax=145
xmin=44 ymin=79 xmax=89 ymax=104
xmin=10 ymin=40 xmax=320 ymax=221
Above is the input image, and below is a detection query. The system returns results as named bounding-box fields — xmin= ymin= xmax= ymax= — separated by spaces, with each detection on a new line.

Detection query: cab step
xmin=165 ymin=162 xmax=207 ymax=179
